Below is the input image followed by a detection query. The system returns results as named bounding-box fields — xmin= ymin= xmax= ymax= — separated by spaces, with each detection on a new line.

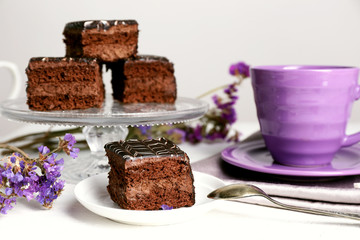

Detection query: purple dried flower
xmin=221 ymin=107 xmax=237 ymax=124
xmin=138 ymin=126 xmax=151 ymax=136
xmin=0 ymin=196 xmax=16 ymax=214
xmin=186 ymin=124 xmax=203 ymax=143
xmin=206 ymin=131 xmax=227 ymax=141
xmin=44 ymin=153 xmax=55 ymax=165
xmin=69 ymin=147 xmax=80 ymax=159
xmin=43 ymin=154 xmax=64 ymax=180
xmin=38 ymin=145 xmax=50 ymax=155
xmin=1 ymin=133 xmax=78 ymax=214
xmin=2 ymin=168 xmax=14 ymax=179
xmin=63 ymin=133 xmax=80 ymax=159
xmin=5 ymin=188 xmax=13 ymax=196
xmin=167 ymin=128 xmax=186 ymax=143
xmin=212 ymin=95 xmax=221 ymax=107
xmin=11 ymin=172 xmax=24 ymax=184
xmin=54 ymin=179 xmax=65 ymax=192
xmin=27 ymin=170 xmax=39 ymax=181
xmin=229 ymin=61 xmax=250 ymax=77
xmin=22 ymin=188 xmax=35 ymax=201
xmin=64 ymin=133 xmax=76 ymax=148
xmin=35 ymin=177 xmax=64 ymax=207
xmin=161 ymin=204 xmax=173 ymax=210
xmin=10 ymin=156 xmax=16 ymax=164
xmin=56 ymin=158 xmax=64 ymax=166
xmin=19 ymin=160 xmax=25 ymax=170
xmin=211 ymin=82 xmax=239 ymax=125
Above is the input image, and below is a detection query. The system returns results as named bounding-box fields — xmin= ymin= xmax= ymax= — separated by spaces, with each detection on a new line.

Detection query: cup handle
xmin=0 ymin=61 xmax=22 ymax=99
xmin=342 ymin=85 xmax=360 ymax=147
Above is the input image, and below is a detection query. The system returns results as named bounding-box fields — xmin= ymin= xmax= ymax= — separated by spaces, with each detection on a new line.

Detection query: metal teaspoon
xmin=207 ymin=183 xmax=360 ymax=221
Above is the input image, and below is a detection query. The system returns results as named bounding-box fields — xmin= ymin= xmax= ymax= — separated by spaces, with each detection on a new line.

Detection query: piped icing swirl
xmin=104 ymin=138 xmax=186 ymax=161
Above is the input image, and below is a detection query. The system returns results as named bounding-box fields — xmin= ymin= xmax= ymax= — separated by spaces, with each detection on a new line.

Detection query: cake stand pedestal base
xmin=63 ymin=125 xmax=129 ymax=184
xmin=0 ymin=96 xmax=208 ymax=183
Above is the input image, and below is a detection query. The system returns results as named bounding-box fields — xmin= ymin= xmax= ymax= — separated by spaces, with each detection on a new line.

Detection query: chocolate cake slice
xmin=26 ymin=57 xmax=104 ymax=111
xmin=105 ymin=138 xmax=195 ymax=210
xmin=107 ymin=55 xmax=177 ymax=103
xmin=63 ymin=20 xmax=138 ymax=62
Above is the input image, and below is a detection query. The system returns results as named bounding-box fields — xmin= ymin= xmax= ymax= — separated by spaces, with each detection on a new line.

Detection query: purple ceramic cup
xmin=251 ymin=65 xmax=360 ymax=167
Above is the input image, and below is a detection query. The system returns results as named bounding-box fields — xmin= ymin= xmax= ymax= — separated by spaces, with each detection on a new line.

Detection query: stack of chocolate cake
xmin=26 ymin=20 xmax=177 ymax=111
xmin=26 ymin=20 xmax=195 ymax=211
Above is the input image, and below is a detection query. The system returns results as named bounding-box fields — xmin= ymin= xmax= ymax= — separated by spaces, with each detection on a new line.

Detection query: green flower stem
xmin=0 ymin=127 xmax=81 ymax=145
xmin=196 ymin=84 xmax=232 ymax=99
xmin=0 ymin=143 xmax=31 ymax=161
xmin=0 ymin=127 xmax=83 ymax=155
xmin=196 ymin=75 xmax=245 ymax=99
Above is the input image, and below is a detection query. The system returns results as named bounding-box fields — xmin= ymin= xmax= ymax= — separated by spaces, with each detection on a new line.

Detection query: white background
xmin=1 ymin=0 xmax=360 ymax=136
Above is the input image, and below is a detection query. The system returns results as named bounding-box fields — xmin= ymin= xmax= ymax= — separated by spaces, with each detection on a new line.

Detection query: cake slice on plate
xmin=105 ymin=138 xmax=195 ymax=210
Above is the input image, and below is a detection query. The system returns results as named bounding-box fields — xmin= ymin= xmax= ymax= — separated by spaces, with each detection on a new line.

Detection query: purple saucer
xmin=221 ymin=140 xmax=360 ymax=177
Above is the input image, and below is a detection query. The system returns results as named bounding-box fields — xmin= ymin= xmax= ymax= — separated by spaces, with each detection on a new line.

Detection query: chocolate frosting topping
xmin=133 ymin=55 xmax=170 ymax=62
xmin=29 ymin=57 xmax=98 ymax=64
xmin=64 ymin=20 xmax=138 ymax=31
xmin=104 ymin=138 xmax=186 ymax=160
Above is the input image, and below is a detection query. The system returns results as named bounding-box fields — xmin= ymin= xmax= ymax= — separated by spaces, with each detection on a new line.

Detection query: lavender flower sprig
xmin=127 ymin=61 xmax=250 ymax=144
xmin=0 ymin=133 xmax=79 ymax=214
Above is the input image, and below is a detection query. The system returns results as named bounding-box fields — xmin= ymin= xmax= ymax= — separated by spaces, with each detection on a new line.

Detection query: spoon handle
xmin=257 ymin=194 xmax=360 ymax=221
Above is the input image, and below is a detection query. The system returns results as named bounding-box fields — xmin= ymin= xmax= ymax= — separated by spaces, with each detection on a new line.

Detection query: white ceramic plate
xmin=74 ymin=171 xmax=225 ymax=225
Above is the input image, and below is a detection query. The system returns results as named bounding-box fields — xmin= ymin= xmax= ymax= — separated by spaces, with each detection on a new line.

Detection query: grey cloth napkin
xmin=191 ymin=132 xmax=360 ymax=216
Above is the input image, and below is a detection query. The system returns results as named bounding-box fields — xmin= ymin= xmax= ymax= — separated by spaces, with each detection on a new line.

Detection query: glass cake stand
xmin=0 ymin=95 xmax=208 ymax=183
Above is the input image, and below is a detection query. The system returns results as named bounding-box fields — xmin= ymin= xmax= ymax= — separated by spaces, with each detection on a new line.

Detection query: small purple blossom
xmin=11 ymin=172 xmax=24 ymax=183
xmin=2 ymin=168 xmax=14 ymax=179
xmin=161 ymin=204 xmax=173 ymax=210
xmin=212 ymin=83 xmax=238 ymax=125
xmin=0 ymin=196 xmax=16 ymax=214
xmin=43 ymin=154 xmax=64 ymax=180
xmin=38 ymin=145 xmax=50 ymax=155
xmin=10 ymin=156 xmax=16 ymax=164
xmin=229 ymin=61 xmax=250 ymax=77
xmin=5 ymin=188 xmax=13 ymax=196
xmin=28 ymin=170 xmax=39 ymax=181
xmin=167 ymin=128 xmax=186 ymax=143
xmin=63 ymin=133 xmax=80 ymax=159
xmin=69 ymin=147 xmax=80 ymax=159
xmin=22 ymin=188 xmax=35 ymax=201
xmin=138 ymin=126 xmax=151 ymax=136
xmin=54 ymin=179 xmax=65 ymax=192
xmin=185 ymin=124 xmax=203 ymax=143
xmin=35 ymin=177 xmax=65 ymax=207
xmin=19 ymin=160 xmax=25 ymax=170
xmin=206 ymin=131 xmax=227 ymax=141
xmin=64 ymin=133 xmax=76 ymax=148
